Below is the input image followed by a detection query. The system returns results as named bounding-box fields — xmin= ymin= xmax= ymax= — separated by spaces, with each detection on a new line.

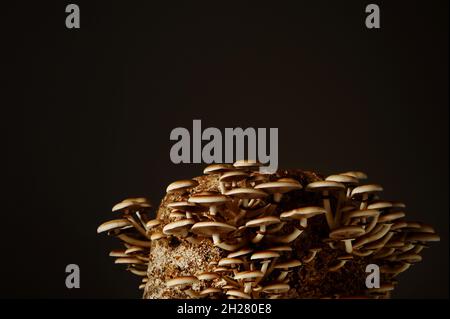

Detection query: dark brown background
xmin=1 ymin=0 xmax=448 ymax=298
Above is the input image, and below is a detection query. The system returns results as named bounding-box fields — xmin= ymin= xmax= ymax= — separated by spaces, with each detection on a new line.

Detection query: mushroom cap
xmin=234 ymin=270 xmax=264 ymax=280
xmin=262 ymin=283 xmax=290 ymax=292
xmin=162 ymin=219 xmax=195 ymax=235
xmin=109 ymin=250 xmax=128 ymax=257
xmin=245 ymin=216 xmax=280 ymax=228
xmin=188 ymin=192 xmax=230 ymax=205
xmin=203 ymin=164 xmax=235 ymax=175
xmin=329 ymin=226 xmax=365 ymax=239
xmin=367 ymin=201 xmax=394 ymax=210
xmin=225 ymin=188 xmax=268 ymax=199
xmin=191 ymin=221 xmax=237 ymax=236
xmin=196 ymin=272 xmax=220 ymax=280
xmin=166 ymin=276 xmax=199 ymax=287
xmin=219 ymin=171 xmax=249 ymax=183
xmin=233 ymin=159 xmax=262 ymax=170
xmin=305 ymin=181 xmax=345 ymax=192
xmin=112 ymin=198 xmax=151 ymax=212
xmin=274 ymin=259 xmax=302 ymax=269
xmin=228 ymin=248 xmax=253 ymax=258
xmin=396 ymin=253 xmax=422 ymax=263
xmin=254 ymin=180 xmax=303 ymax=194
xmin=169 ymin=211 xmax=186 ymax=219
xmin=97 ymin=219 xmax=131 ymax=233
xmin=250 ymin=250 xmax=280 ymax=260
xmin=280 ymin=206 xmax=327 ymax=220
xmin=145 ymin=219 xmax=161 ymax=229
xmin=218 ymin=258 xmax=244 ymax=266
xmin=226 ymin=290 xmax=251 ymax=299
xmin=114 ymin=257 xmax=143 ymax=264
xmin=378 ymin=211 xmax=405 ymax=223
xmin=200 ymin=288 xmax=222 ymax=295
xmin=351 ymin=184 xmax=383 ymax=197
xmin=344 ymin=209 xmax=380 ymax=219
xmin=268 ymin=245 xmax=293 ymax=252
xmin=406 ymin=233 xmax=440 ymax=242
xmin=166 ymin=179 xmax=199 ymax=193
xmin=325 ymin=174 xmax=359 ymax=185
xmin=340 ymin=171 xmax=368 ymax=180
xmin=167 ymin=201 xmax=201 ymax=212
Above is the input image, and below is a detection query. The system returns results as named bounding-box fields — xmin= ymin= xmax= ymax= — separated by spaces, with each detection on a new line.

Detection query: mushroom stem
xmin=303 ymin=250 xmax=318 ymax=263
xmin=334 ymin=191 xmax=346 ymax=228
xmin=210 ymin=205 xmax=217 ymax=216
xmin=273 ymin=193 xmax=283 ymax=203
xmin=252 ymin=225 xmax=266 ymax=243
xmin=322 ymin=190 xmax=335 ymax=229
xmin=244 ymin=282 xmax=252 ymax=294
xmin=300 ymin=218 xmax=308 ymax=228
xmin=277 ymin=271 xmax=289 ymax=281
xmin=219 ymin=182 xmax=226 ymax=194
xmin=343 ymin=239 xmax=353 ymax=253
xmin=126 ymin=216 xmax=150 ymax=239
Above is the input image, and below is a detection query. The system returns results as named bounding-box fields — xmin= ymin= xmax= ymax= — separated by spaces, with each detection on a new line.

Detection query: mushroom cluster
xmin=97 ymin=161 xmax=440 ymax=299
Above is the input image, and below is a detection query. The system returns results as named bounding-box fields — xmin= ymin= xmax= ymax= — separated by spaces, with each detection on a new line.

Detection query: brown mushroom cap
xmin=145 ymin=219 xmax=161 ymax=229
xmin=162 ymin=219 xmax=195 ymax=236
xmin=219 ymin=171 xmax=249 ymax=183
xmin=166 ymin=179 xmax=199 ymax=193
xmin=325 ymin=174 xmax=359 ymax=185
xmin=245 ymin=216 xmax=280 ymax=228
xmin=378 ymin=211 xmax=405 ymax=223
xmin=166 ymin=276 xmax=199 ymax=287
xmin=225 ymin=188 xmax=268 ymax=199
xmin=406 ymin=233 xmax=440 ymax=242
xmin=351 ymin=184 xmax=383 ymax=198
xmin=367 ymin=201 xmax=394 ymax=210
xmin=97 ymin=219 xmax=131 ymax=233
xmin=228 ymin=248 xmax=253 ymax=258
xmin=250 ymin=250 xmax=280 ymax=260
xmin=188 ymin=193 xmax=230 ymax=205
xmin=329 ymin=226 xmax=365 ymax=239
xmin=218 ymin=258 xmax=244 ymax=266
xmin=254 ymin=180 xmax=303 ymax=194
xmin=203 ymin=164 xmax=235 ymax=175
xmin=167 ymin=201 xmax=200 ymax=211
xmin=340 ymin=171 xmax=368 ymax=180
xmin=200 ymin=288 xmax=222 ymax=295
xmin=191 ymin=221 xmax=237 ymax=236
xmin=234 ymin=270 xmax=264 ymax=280
xmin=262 ymin=283 xmax=290 ymax=293
xmin=233 ymin=160 xmax=262 ymax=170
xmin=280 ymin=206 xmax=327 ymax=220
xmin=226 ymin=289 xmax=251 ymax=299
xmin=268 ymin=245 xmax=293 ymax=252
xmin=306 ymin=181 xmax=346 ymax=192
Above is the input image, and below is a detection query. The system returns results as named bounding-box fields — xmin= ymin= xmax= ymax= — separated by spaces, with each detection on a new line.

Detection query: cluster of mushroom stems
xmin=97 ymin=160 xmax=440 ymax=299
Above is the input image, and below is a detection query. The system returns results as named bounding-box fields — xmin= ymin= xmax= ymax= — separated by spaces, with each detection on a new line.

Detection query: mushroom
xmin=225 ymin=188 xmax=268 ymax=208
xmin=188 ymin=192 xmax=230 ymax=216
xmin=329 ymin=225 xmax=365 ymax=253
xmin=342 ymin=209 xmax=380 ymax=233
xmin=166 ymin=179 xmax=199 ymax=194
xmin=340 ymin=171 xmax=368 ymax=180
xmin=254 ymin=178 xmax=303 ymax=203
xmin=226 ymin=289 xmax=251 ymax=299
xmin=97 ymin=219 xmax=131 ymax=234
xmin=280 ymin=206 xmax=326 ymax=228
xmin=196 ymin=272 xmax=220 ymax=281
xmin=306 ymin=181 xmax=346 ymax=229
xmin=274 ymin=259 xmax=302 ymax=281
xmin=204 ymin=164 xmax=235 ymax=192
xmin=191 ymin=221 xmax=238 ymax=251
xmin=325 ymin=174 xmax=359 ymax=225
xmin=145 ymin=219 xmax=161 ymax=230
xmin=303 ymin=247 xmax=322 ymax=263
xmin=267 ymin=228 xmax=304 ymax=244
xmin=245 ymin=216 xmax=281 ymax=243
xmin=261 ymin=283 xmax=290 ymax=293
xmin=233 ymin=159 xmax=262 ymax=172
xmin=219 ymin=171 xmax=249 ymax=189
xmin=350 ymin=184 xmax=383 ymax=210
xmin=162 ymin=219 xmax=195 ymax=237
xmin=166 ymin=276 xmax=199 ymax=288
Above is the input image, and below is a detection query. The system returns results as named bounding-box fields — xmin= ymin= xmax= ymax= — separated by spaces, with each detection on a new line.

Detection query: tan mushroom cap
xmin=166 ymin=276 xmax=199 ymax=287
xmin=262 ymin=283 xmax=290 ymax=292
xmin=254 ymin=180 xmax=303 ymax=194
xmin=218 ymin=258 xmax=244 ymax=266
xmin=268 ymin=245 xmax=293 ymax=252
xmin=112 ymin=198 xmax=151 ymax=212
xmin=200 ymin=288 xmax=222 ymax=295
xmin=378 ymin=211 xmax=405 ymax=223
xmin=145 ymin=219 xmax=161 ymax=229
xmin=109 ymin=250 xmax=128 ymax=257
xmin=188 ymin=193 xmax=230 ymax=205
xmin=407 ymin=233 xmax=440 ymax=242
xmin=228 ymin=248 xmax=253 ymax=258
xmin=125 ymin=246 xmax=144 ymax=254
xmin=196 ymin=272 xmax=220 ymax=280
xmin=166 ymin=179 xmax=199 ymax=193
xmin=245 ymin=216 xmax=280 ymax=228
xmin=191 ymin=221 xmax=237 ymax=236
xmin=329 ymin=226 xmax=365 ymax=239
xmin=233 ymin=159 xmax=262 ymax=170
xmin=234 ymin=270 xmax=264 ymax=280
xmin=340 ymin=171 xmax=368 ymax=180
xmin=351 ymin=184 xmax=383 ymax=197
xmin=325 ymin=174 xmax=359 ymax=185
xmin=97 ymin=219 xmax=131 ymax=233
xmin=219 ymin=171 xmax=249 ymax=183
xmin=344 ymin=209 xmax=380 ymax=219
xmin=203 ymin=163 xmax=235 ymax=175
xmin=162 ymin=219 xmax=195 ymax=236
xmin=225 ymin=188 xmax=268 ymax=199
xmin=274 ymin=259 xmax=302 ymax=269
xmin=150 ymin=231 xmax=166 ymax=241
xmin=226 ymin=290 xmax=251 ymax=299
xmin=396 ymin=253 xmax=422 ymax=263
xmin=250 ymin=250 xmax=280 ymax=260
xmin=280 ymin=206 xmax=327 ymax=219
xmin=367 ymin=201 xmax=394 ymax=210
xmin=114 ymin=257 xmax=143 ymax=264
xmin=306 ymin=180 xmax=346 ymax=192
xmin=167 ymin=201 xmax=199 ymax=211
